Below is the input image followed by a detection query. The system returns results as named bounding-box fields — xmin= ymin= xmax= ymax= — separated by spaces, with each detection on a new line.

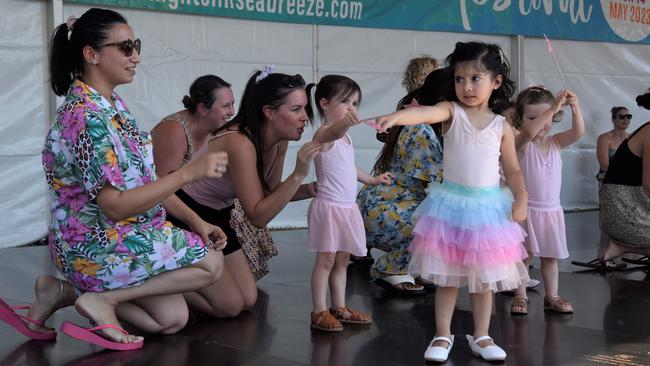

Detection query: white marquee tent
xmin=0 ymin=0 xmax=648 ymax=248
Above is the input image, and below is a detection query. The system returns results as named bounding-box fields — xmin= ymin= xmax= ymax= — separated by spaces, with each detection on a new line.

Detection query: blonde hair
xmin=401 ymin=56 xmax=438 ymax=93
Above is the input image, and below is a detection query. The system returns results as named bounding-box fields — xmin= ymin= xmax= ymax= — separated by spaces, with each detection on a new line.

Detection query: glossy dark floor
xmin=1 ymin=211 xmax=650 ymax=365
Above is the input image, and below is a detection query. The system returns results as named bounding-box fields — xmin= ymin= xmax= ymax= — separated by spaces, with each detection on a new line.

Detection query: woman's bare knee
xmin=196 ymin=250 xmax=224 ymax=285
xmin=157 ymin=307 xmax=189 ymax=334
xmin=242 ymin=289 xmax=258 ymax=310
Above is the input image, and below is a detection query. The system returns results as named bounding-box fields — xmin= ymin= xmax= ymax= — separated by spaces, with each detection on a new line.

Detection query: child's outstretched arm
xmin=357 ymin=167 xmax=392 ymax=186
xmin=501 ymin=126 xmax=528 ymax=222
xmin=312 ymin=111 xmax=360 ymax=144
xmin=376 ymin=101 xmax=454 ymax=132
xmin=514 ymin=90 xmax=568 ymax=152
xmin=554 ymin=90 xmax=585 ymax=148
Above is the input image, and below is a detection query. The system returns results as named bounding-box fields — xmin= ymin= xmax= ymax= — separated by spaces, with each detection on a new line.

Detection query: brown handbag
xmin=229 ymin=199 xmax=278 ymax=281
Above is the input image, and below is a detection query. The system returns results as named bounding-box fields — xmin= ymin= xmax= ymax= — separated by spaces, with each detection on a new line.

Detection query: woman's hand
xmin=293 ymin=141 xmax=321 ymax=178
xmin=182 ymin=151 xmax=228 ymax=183
xmin=189 ymin=219 xmax=228 ymax=250
xmin=371 ymin=172 xmax=393 ymax=185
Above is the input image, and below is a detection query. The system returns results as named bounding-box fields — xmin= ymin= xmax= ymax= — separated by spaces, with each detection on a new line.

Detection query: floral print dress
xmin=43 ymin=80 xmax=208 ymax=292
xmin=356 ymin=124 xmax=443 ymax=278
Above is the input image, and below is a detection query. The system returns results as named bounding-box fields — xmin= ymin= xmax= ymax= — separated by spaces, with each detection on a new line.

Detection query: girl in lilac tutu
xmin=509 ymin=87 xmax=584 ymax=315
xmin=376 ymin=42 xmax=529 ymax=362
xmin=305 ymin=75 xmax=392 ymax=332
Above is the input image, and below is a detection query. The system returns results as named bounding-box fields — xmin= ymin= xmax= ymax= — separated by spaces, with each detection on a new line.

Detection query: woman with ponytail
xmin=1 ymin=8 xmax=231 ymax=350
xmin=172 ymin=67 xmax=320 ymax=318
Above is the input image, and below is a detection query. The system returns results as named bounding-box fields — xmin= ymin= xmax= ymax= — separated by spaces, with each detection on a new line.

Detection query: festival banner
xmin=65 ymin=0 xmax=650 ymax=44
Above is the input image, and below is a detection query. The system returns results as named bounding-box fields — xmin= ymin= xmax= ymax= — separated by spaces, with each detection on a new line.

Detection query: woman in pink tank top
xmin=164 ymin=69 xmax=320 ymax=318
xmin=304 ymin=75 xmax=391 ymax=332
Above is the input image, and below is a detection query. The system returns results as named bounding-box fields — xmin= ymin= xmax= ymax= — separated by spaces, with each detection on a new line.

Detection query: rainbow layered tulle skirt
xmin=408 ymin=180 xmax=529 ymax=293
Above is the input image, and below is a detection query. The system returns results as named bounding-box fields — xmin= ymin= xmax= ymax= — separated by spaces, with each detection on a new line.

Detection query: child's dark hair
xmin=373 ymin=67 xmax=451 ymax=175
xmin=610 ymin=106 xmax=628 ymax=120
xmin=182 ymin=75 xmax=231 ymax=114
xmin=217 ymin=71 xmax=305 ymax=190
xmin=635 ymin=89 xmax=650 ymax=110
xmin=512 ymin=86 xmax=564 ymax=129
xmin=305 ymin=75 xmax=362 ymax=123
xmin=49 ymin=8 xmax=127 ymax=96
xmin=445 ymin=42 xmax=515 ymax=114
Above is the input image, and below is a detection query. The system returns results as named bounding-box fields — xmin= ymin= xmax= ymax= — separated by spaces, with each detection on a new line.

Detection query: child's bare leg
xmin=433 ymin=287 xmax=459 ymax=347
xmin=311 ymin=252 xmax=336 ymax=312
xmin=469 ymin=290 xmax=494 ymax=347
xmin=540 ymin=257 xmax=559 ymax=297
xmin=329 ymin=252 xmax=350 ymax=309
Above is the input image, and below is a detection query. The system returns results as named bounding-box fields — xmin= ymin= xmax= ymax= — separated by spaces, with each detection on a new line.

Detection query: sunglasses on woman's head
xmin=617 ymin=114 xmax=632 ymax=120
xmin=96 ymin=38 xmax=141 ymax=57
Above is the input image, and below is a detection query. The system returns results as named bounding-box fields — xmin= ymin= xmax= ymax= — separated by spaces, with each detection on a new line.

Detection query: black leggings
xmin=167 ymin=189 xmax=241 ymax=256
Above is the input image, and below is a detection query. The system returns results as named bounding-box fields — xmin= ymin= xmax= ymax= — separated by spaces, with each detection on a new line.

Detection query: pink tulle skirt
xmin=408 ymin=181 xmax=529 ymax=293
xmin=307 ymin=198 xmax=367 ymax=257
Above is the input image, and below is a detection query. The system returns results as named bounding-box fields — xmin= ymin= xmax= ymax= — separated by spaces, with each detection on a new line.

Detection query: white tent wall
xmin=0 ymin=2 xmax=647 ymax=247
xmin=0 ymin=1 xmax=51 ymax=249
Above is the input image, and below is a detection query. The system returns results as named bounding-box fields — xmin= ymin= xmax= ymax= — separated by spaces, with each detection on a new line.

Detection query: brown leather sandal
xmin=510 ymin=297 xmax=529 ymax=315
xmin=544 ymin=296 xmax=573 ymax=313
xmin=330 ymin=306 xmax=372 ymax=324
xmin=310 ymin=310 xmax=343 ymax=332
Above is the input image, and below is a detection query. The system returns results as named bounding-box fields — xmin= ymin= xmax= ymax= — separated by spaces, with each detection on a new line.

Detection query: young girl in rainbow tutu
xmin=376 ymin=42 xmax=530 ymax=362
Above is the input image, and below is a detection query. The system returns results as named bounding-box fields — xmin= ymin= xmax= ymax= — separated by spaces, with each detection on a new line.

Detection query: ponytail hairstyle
xmin=218 ymin=70 xmax=306 ymax=190
xmin=512 ymin=86 xmax=564 ymax=129
xmin=373 ymin=67 xmax=452 ymax=175
xmin=49 ymin=8 xmax=127 ymax=96
xmin=636 ymin=89 xmax=650 ymax=110
xmin=445 ymin=42 xmax=515 ymax=114
xmin=182 ymin=75 xmax=231 ymax=114
xmin=305 ymin=74 xmax=361 ymax=124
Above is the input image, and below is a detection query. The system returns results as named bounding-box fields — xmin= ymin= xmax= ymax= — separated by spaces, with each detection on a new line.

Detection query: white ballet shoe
xmin=466 ymin=335 xmax=506 ymax=361
xmin=424 ymin=335 xmax=454 ymax=362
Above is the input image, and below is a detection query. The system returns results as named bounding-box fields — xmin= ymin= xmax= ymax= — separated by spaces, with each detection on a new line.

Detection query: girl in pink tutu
xmin=377 ymin=42 xmax=529 ymax=362
xmin=509 ymin=86 xmax=584 ymax=315
xmin=305 ymin=75 xmax=392 ymax=332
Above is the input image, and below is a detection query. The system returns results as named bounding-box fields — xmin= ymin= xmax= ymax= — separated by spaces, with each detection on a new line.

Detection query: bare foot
xmin=74 ymin=292 xmax=143 ymax=344
xmin=600 ymin=240 xmax=627 ymax=263
xmin=27 ymin=276 xmax=76 ymax=332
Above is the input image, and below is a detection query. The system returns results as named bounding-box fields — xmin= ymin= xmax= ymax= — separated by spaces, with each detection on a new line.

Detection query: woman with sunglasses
xmin=599 ymin=90 xmax=650 ymax=263
xmin=0 ymin=8 xmax=232 ymax=350
xmin=597 ymin=107 xmax=632 ymax=182
xmin=171 ymin=68 xmax=321 ymax=318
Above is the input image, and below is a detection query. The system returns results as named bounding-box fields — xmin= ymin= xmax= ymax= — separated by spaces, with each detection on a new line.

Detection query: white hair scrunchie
xmin=255 ymin=64 xmax=275 ymax=83
xmin=66 ymin=15 xmax=77 ymax=32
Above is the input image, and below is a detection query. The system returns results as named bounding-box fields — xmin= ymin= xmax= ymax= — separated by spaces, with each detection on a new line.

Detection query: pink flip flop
xmin=0 ymin=299 xmax=57 ymax=341
xmin=60 ymin=321 xmax=144 ymax=351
